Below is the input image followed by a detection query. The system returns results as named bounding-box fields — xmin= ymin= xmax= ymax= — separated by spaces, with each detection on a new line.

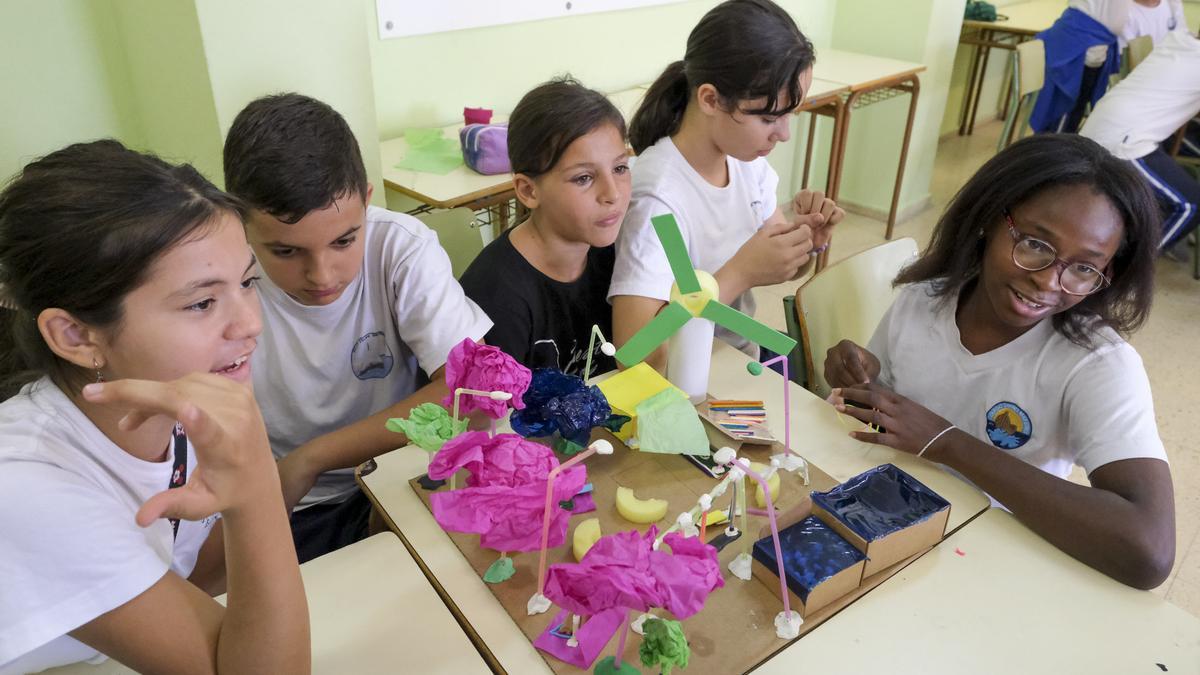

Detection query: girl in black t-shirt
xmin=461 ymin=78 xmax=631 ymax=376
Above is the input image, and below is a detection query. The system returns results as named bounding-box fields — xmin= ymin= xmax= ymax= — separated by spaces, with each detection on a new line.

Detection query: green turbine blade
xmin=699 ymin=300 xmax=798 ymax=357
xmin=651 ymin=213 xmax=701 ymax=294
xmin=614 ymin=301 xmax=693 ymax=366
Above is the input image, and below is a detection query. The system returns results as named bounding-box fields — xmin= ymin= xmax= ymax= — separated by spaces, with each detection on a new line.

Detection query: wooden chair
xmin=1126 ymin=35 xmax=1154 ymax=72
xmin=998 ymin=39 xmax=1045 ymax=152
xmin=789 ymin=238 xmax=918 ymax=397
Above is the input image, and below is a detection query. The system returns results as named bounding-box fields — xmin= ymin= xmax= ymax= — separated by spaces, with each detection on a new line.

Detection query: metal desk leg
xmin=887 ymin=76 xmax=921 ymax=240
xmin=966 ymin=29 xmax=992 ymax=135
xmin=959 ymin=29 xmax=986 ymax=136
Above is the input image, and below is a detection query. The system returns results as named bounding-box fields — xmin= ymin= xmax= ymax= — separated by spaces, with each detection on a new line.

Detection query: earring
xmin=978 ymin=227 xmax=985 ymax=238
xmin=92 ymin=357 xmax=104 ymax=384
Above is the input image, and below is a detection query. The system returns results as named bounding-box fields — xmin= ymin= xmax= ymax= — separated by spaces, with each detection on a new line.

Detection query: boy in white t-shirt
xmin=223 ymin=94 xmax=491 ymax=562
xmin=824 ymin=135 xmax=1175 ymax=589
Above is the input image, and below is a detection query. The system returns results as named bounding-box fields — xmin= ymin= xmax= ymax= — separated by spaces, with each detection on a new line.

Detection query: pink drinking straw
xmin=755 ymin=354 xmax=796 ymax=458
xmin=449 ymin=388 xmax=511 ymax=490
xmin=613 ymin=609 xmax=632 ymax=668
xmin=534 ymin=439 xmax=614 ymax=601
xmin=733 ymin=458 xmax=793 ymax=621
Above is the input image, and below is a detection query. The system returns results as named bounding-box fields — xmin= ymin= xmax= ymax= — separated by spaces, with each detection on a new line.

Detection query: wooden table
xmin=813 ymin=49 xmax=926 ymax=240
xmin=356 ymin=341 xmax=992 ymax=674
xmin=43 ymin=533 xmax=492 ymax=675
xmin=958 ymin=0 xmax=1066 ymax=136
xmin=754 ymin=509 xmax=1200 ymax=674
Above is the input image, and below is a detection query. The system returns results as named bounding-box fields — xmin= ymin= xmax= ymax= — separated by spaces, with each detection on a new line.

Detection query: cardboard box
xmin=750 ymin=515 xmax=866 ymax=618
xmin=810 ymin=464 xmax=950 ymax=577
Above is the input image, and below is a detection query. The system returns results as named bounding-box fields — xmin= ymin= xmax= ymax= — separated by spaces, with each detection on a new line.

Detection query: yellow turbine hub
xmin=670 ymin=269 xmax=719 ymax=316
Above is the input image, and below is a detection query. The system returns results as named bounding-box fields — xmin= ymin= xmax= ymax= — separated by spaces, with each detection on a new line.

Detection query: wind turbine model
xmin=613 ymin=213 xmax=798 ymax=402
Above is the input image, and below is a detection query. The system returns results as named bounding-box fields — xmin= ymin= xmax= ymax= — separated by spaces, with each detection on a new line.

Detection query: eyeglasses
xmin=1004 ymin=212 xmax=1110 ymax=296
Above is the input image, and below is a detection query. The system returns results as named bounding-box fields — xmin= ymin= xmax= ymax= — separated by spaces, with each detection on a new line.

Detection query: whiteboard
xmin=376 ymin=0 xmax=691 ymax=39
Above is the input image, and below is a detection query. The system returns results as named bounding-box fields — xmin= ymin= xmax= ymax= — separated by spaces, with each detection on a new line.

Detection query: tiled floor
xmin=754 ymin=119 xmax=1200 ymax=616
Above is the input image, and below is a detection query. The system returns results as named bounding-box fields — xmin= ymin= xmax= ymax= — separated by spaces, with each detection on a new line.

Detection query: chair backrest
xmin=794 ymin=237 xmax=919 ymax=397
xmin=1016 ymin=39 xmax=1045 ymax=98
xmin=416 ymin=207 xmax=486 ymax=279
xmin=1127 ymin=35 xmax=1153 ymax=71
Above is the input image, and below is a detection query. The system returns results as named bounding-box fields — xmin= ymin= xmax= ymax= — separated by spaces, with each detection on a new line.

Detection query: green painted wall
xmin=366 ymin=0 xmax=838 ymax=208
xmin=193 ymin=0 xmax=383 ymax=198
xmin=110 ymin=0 xmax=224 ymax=183
xmin=0 ymin=0 xmax=141 ymax=182
xmin=830 ymin=0 xmax=968 ymax=216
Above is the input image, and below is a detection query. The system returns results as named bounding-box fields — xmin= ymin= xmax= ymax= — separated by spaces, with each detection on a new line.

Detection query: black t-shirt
xmin=460 ymin=228 xmax=616 ymax=377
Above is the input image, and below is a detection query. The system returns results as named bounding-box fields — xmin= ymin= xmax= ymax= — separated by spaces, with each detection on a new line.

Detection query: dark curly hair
xmin=895 ymin=134 xmax=1159 ymax=347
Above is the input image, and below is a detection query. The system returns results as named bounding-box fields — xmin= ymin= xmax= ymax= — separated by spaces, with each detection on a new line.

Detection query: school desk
xmin=959 ymin=0 xmax=1067 ymax=136
xmin=380 ymin=86 xmax=650 ymax=229
xmin=356 ymin=340 xmax=992 ymax=673
xmin=41 ymin=533 xmax=492 ymax=675
xmin=812 ymin=49 xmax=926 ymax=241
xmin=753 ymin=508 xmax=1200 ymax=675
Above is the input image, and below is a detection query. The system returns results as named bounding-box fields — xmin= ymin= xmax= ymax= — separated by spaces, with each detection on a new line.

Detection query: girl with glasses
xmin=823 ymin=134 xmax=1174 ymax=589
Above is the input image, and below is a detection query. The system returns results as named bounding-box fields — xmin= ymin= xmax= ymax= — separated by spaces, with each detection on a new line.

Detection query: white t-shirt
xmin=1081 ymin=30 xmax=1200 ymax=160
xmin=0 ymin=378 xmax=214 ymax=673
xmin=1120 ymin=0 xmax=1185 ymax=45
xmin=609 ymin=136 xmax=779 ymax=351
xmin=869 ymin=282 xmax=1167 ymax=482
xmin=1071 ymin=0 xmax=1129 ymax=66
xmin=252 ymin=205 xmax=491 ymax=507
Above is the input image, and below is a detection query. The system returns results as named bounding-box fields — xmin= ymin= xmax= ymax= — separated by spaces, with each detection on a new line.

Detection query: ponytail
xmin=630 ymin=61 xmax=689 ymax=155
xmin=628 ymin=0 xmax=815 ymax=155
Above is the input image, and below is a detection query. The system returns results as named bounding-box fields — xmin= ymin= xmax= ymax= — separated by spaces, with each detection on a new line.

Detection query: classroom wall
xmin=1 ymin=0 xmax=384 ymax=201
xmin=0 ymin=0 xmax=142 ymax=182
xmin=939 ymin=0 xmax=1032 ymax=137
xmin=192 ymin=0 xmax=384 ymax=197
xmin=830 ymin=0 xmax=968 ymax=217
xmin=366 ymin=0 xmax=839 ymax=209
xmin=110 ymin=0 xmax=225 ymax=183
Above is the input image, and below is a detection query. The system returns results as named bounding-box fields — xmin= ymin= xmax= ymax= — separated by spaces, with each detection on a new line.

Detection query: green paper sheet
xmin=634 ymin=388 xmax=711 ymax=457
xmin=394 ymin=128 xmax=463 ymax=175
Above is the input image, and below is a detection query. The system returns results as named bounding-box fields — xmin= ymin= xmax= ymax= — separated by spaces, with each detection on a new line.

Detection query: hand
xmin=82 ymin=373 xmax=278 ymax=526
xmin=824 ymin=340 xmax=880 ymax=388
xmin=833 ymin=382 xmax=958 ymax=459
xmin=725 ymin=214 xmax=822 ymax=289
xmin=792 ymin=189 xmax=844 ymax=252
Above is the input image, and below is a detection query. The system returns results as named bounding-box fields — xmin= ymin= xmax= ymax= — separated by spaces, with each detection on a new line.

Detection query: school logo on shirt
xmin=985 ymin=401 xmax=1032 ymax=449
xmin=350 ymin=331 xmax=394 ymax=380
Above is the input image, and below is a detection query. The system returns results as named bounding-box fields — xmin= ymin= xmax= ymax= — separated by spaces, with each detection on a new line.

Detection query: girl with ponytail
xmin=611 ymin=0 xmax=844 ymax=367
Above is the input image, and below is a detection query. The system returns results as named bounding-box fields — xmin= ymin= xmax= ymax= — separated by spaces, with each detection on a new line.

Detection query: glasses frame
xmin=1003 ymin=211 xmax=1111 ymax=296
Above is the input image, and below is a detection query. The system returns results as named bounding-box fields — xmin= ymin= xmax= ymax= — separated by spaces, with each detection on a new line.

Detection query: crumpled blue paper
xmin=511 ymin=369 xmax=613 ymax=446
